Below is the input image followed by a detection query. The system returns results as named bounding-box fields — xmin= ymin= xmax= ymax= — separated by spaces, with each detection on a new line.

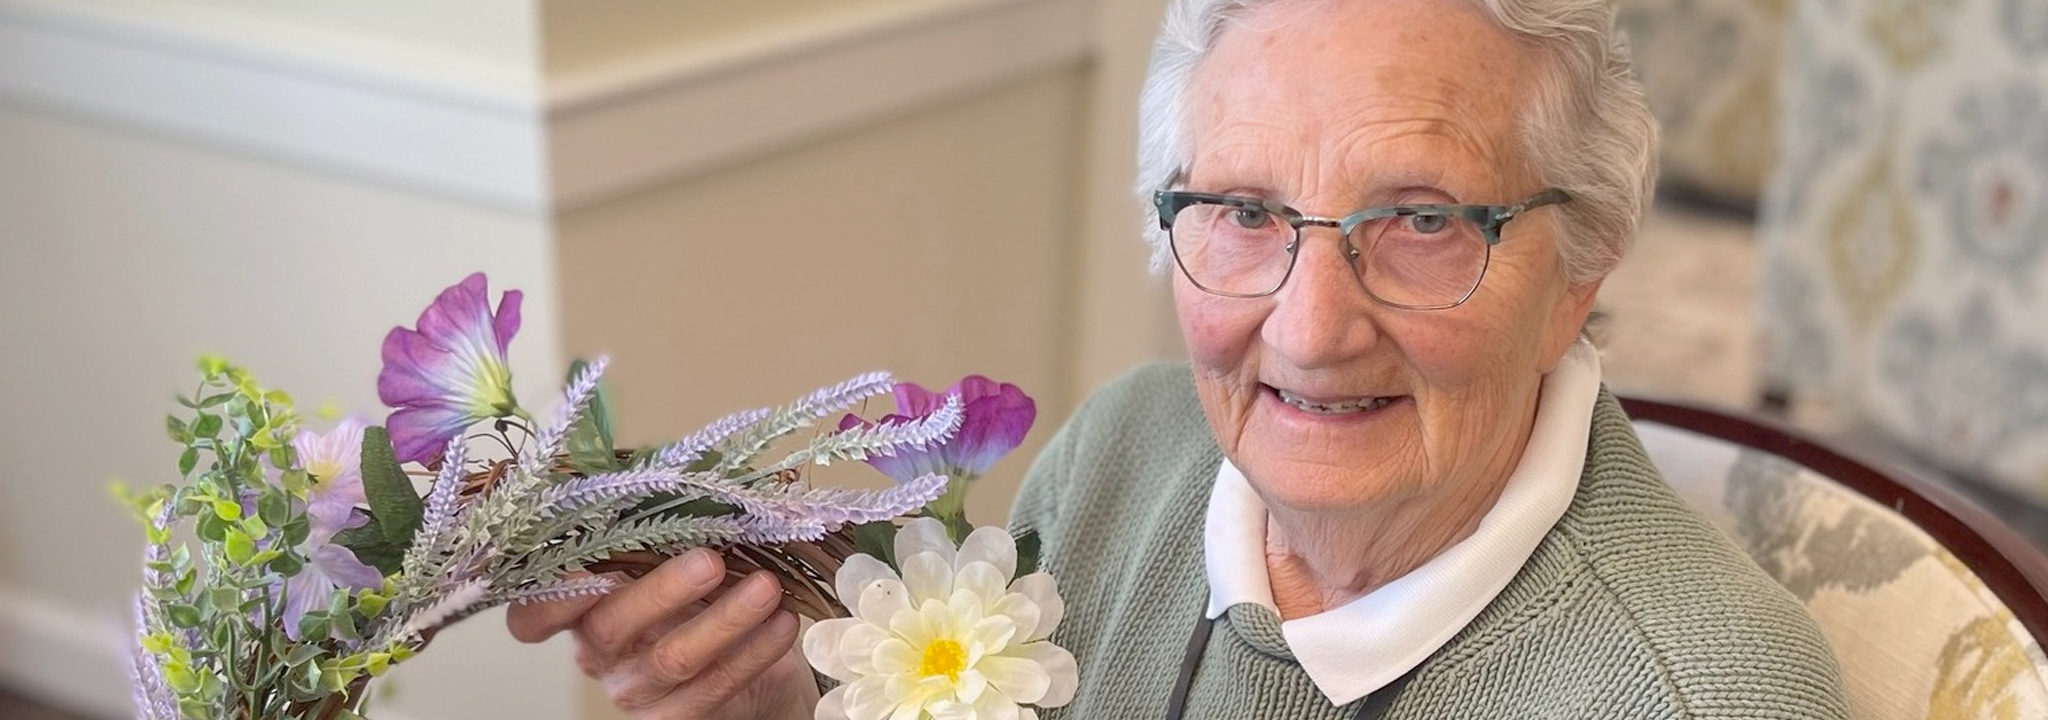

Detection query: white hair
xmin=1134 ymin=0 xmax=1658 ymax=285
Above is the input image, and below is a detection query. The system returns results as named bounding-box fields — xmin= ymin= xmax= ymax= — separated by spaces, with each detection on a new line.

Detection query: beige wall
xmin=557 ymin=63 xmax=1089 ymax=720
xmin=0 ymin=106 xmax=575 ymax=720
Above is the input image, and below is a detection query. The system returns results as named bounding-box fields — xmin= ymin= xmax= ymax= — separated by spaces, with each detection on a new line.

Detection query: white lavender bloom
xmin=400 ymin=433 xmax=470 ymax=585
xmin=746 ymin=472 xmax=950 ymax=530
xmin=521 ymin=356 xmax=610 ymax=477
xmin=717 ymin=372 xmax=896 ymax=471
xmin=540 ymin=468 xmax=688 ymax=516
xmin=400 ymin=578 xmax=490 ymax=640
xmin=647 ymin=406 xmax=771 ymax=470
xmin=497 ymin=575 xmax=620 ymax=606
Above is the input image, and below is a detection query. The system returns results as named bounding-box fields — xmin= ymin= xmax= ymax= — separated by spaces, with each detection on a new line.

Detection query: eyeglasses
xmin=1153 ymin=188 xmax=1571 ymax=310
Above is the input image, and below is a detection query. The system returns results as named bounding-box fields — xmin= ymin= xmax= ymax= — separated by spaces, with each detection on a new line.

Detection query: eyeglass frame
xmin=1152 ymin=187 xmax=1572 ymax=310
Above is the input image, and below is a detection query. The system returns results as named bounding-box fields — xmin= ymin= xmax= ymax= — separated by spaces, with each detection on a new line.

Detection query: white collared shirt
xmin=1202 ymin=339 xmax=1603 ymax=705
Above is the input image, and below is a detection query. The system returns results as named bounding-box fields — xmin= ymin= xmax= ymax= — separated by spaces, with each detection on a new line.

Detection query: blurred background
xmin=0 ymin=0 xmax=2041 ymax=718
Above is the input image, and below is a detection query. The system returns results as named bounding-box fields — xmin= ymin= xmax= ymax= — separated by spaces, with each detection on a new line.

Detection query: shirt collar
xmin=1202 ymin=339 xmax=1603 ymax=705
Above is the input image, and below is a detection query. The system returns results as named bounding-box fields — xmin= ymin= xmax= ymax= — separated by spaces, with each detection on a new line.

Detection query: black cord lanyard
xmin=1162 ymin=614 xmax=1415 ymax=720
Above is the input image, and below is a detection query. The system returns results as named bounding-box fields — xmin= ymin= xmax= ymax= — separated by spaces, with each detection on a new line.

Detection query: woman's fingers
xmin=506 ymin=572 xmax=608 ymax=643
xmin=578 ymin=549 xmax=726 ymax=664
xmin=606 ymin=571 xmax=786 ymax=709
xmin=634 ymin=610 xmax=803 ymax=719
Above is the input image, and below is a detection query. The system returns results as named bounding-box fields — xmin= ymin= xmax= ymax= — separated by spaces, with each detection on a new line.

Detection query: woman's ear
xmin=1540 ymin=278 xmax=1603 ymax=372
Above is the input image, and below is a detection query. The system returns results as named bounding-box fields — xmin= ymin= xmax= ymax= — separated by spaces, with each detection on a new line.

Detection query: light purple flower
xmin=280 ymin=499 xmax=383 ymax=641
xmin=838 ymin=376 xmax=1035 ymax=483
xmin=378 ymin=273 xmax=522 ymax=463
xmin=293 ymin=417 xmax=368 ymax=522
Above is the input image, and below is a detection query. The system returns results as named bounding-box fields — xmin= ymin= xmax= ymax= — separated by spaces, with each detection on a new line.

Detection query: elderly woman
xmin=508 ymin=0 xmax=1850 ymax=716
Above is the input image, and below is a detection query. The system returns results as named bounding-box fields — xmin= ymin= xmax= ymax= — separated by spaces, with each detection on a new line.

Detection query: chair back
xmin=1624 ymin=395 xmax=2048 ymax=719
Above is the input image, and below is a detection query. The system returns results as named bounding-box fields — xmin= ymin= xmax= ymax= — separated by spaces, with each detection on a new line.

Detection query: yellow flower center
xmin=306 ymin=459 xmax=342 ymax=488
xmin=918 ymin=639 xmax=967 ymax=680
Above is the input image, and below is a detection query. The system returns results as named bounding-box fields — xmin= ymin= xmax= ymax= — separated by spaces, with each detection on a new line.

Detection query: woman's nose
xmin=1262 ymin=228 xmax=1381 ymax=367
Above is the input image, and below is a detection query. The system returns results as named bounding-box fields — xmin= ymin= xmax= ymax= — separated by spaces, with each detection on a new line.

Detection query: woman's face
xmin=1176 ymin=0 xmax=1601 ymax=516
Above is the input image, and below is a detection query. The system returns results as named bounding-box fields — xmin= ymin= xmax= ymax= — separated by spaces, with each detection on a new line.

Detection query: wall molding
xmin=0 ymin=0 xmax=550 ymax=214
xmin=544 ymin=0 xmax=1093 ymax=210
xmin=0 ymin=0 xmax=1093 ymax=214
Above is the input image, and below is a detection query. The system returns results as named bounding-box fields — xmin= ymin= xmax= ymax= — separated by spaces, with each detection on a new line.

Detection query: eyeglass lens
xmin=1169 ymin=203 xmax=1489 ymax=307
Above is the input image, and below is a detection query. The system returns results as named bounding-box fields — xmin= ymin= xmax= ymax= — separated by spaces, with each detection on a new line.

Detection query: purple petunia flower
xmin=293 ymin=417 xmax=368 ymax=522
xmin=837 ymin=376 xmax=1035 ymax=484
xmin=279 ymin=500 xmax=383 ymax=641
xmin=377 ymin=273 xmax=521 ymax=463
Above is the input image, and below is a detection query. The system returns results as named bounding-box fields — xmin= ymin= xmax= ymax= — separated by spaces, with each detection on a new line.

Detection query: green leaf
xmin=359 ymin=426 xmax=423 ymax=548
xmin=331 ymin=523 xmax=404 ymax=576
xmin=330 ymin=609 xmax=360 ymax=642
xmin=195 ymin=513 xmax=228 ymax=542
xmin=1013 ymin=529 xmax=1041 ymax=578
xmin=258 ymin=492 xmax=290 ymax=527
xmin=283 ymin=516 xmax=311 ymax=547
xmin=178 ymin=448 xmax=199 ymax=476
xmin=224 ymin=529 xmax=255 ymax=564
xmin=165 ymin=415 xmax=189 ymax=443
xmin=166 ymin=603 xmax=202 ymax=628
xmin=192 ymin=414 xmax=223 ymax=438
xmin=298 ymin=612 xmax=330 ymax=643
xmin=197 ymin=392 xmax=234 ymax=409
xmin=284 ymin=642 xmax=325 ymax=666
xmin=849 ymin=520 xmax=899 ymax=571
xmin=267 ymin=446 xmax=293 ymax=471
xmin=211 ymin=499 xmax=242 ymax=522
xmin=280 ymin=469 xmax=311 ymax=496
xmin=269 ymin=551 xmax=303 ymax=577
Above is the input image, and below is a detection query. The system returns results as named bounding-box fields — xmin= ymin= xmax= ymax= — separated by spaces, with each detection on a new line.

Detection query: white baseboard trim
xmin=0 ymin=0 xmax=1093 ymax=214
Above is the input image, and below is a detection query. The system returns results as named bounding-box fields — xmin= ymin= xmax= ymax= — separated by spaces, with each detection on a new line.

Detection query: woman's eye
xmin=1408 ymin=213 xmax=1449 ymax=234
xmin=1230 ymin=207 xmax=1271 ymax=229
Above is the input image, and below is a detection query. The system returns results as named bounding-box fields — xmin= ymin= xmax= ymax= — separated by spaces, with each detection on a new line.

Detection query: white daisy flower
xmin=804 ymin=518 xmax=1077 ymax=720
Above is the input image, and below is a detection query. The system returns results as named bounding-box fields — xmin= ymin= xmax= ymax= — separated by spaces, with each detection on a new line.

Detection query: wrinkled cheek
xmin=1175 ymin=291 xmax=1265 ymax=453
xmin=1174 ymin=289 xmax=1261 ymax=374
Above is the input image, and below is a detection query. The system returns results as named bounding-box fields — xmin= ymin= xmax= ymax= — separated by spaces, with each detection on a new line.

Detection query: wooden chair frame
xmin=1621 ymin=395 xmax=2048 ymax=640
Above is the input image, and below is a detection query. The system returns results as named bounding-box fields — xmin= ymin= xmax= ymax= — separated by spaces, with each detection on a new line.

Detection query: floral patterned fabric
xmin=1636 ymin=421 xmax=2048 ymax=719
xmin=1619 ymin=0 xmax=1786 ymax=203
xmin=1756 ymin=0 xmax=2048 ymax=505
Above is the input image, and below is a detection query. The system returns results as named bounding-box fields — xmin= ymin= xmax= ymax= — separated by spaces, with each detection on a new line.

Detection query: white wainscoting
xmin=0 ymin=0 xmax=1092 ymax=215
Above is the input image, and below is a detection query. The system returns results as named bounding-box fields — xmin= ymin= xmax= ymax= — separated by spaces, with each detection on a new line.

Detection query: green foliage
xmin=850 ymin=520 xmax=900 ymax=571
xmin=358 ymin=427 xmax=422 ymax=548
xmin=1013 ymin=529 xmax=1042 ymax=579
xmin=332 ymin=522 xmax=405 ymax=577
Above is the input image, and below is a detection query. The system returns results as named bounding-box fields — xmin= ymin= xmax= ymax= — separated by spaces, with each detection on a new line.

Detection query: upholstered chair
xmin=1626 ymin=396 xmax=2048 ymax=719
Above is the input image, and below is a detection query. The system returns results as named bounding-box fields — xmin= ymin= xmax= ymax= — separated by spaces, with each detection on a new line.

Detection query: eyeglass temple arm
xmin=1497 ymin=189 xmax=1572 ymax=222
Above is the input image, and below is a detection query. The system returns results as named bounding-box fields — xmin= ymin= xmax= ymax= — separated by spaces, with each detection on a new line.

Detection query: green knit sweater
xmin=1010 ymin=363 xmax=1848 ymax=719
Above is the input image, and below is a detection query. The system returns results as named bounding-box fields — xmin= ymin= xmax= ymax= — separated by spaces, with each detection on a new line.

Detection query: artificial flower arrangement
xmin=123 ymin=273 xmax=1076 ymax=720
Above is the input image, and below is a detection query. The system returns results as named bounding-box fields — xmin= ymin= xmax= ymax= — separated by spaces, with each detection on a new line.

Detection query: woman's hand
xmin=506 ymin=548 xmax=820 ymax=720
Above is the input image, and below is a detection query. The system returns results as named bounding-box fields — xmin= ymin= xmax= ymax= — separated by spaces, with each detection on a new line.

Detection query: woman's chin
xmin=1238 ymin=455 xmax=1416 ymax=516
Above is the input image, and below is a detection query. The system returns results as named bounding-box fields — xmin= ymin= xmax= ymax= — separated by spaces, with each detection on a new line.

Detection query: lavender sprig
xmin=521 ymin=355 xmax=610 ymax=478
xmin=715 ymin=372 xmax=895 ymax=474
xmin=647 ymin=406 xmax=772 ymax=471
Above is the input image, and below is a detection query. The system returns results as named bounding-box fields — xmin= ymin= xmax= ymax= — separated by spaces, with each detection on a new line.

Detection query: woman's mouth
xmin=1273 ymin=388 xmax=1401 ymax=415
